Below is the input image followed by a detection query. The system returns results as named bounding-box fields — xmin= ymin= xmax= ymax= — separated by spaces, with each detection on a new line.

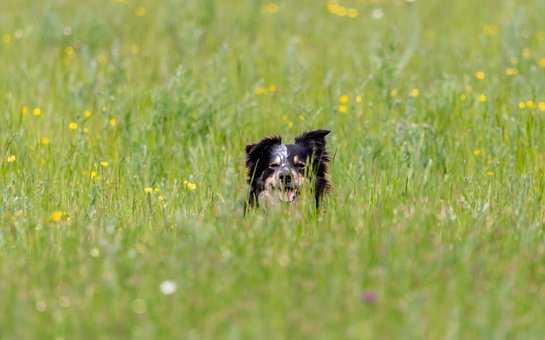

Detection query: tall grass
xmin=1 ymin=0 xmax=545 ymax=338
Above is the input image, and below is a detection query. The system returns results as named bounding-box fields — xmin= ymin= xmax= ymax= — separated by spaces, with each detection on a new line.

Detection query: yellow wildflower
xmin=134 ymin=6 xmax=146 ymax=17
xmin=39 ymin=137 xmax=50 ymax=145
xmin=262 ymin=3 xmax=279 ymax=14
xmin=347 ymin=8 xmax=359 ymax=18
xmin=339 ymin=95 xmax=349 ymax=104
xmin=337 ymin=105 xmax=348 ymax=113
xmin=505 ymin=68 xmax=518 ymax=76
xmin=32 ymin=107 xmax=42 ymax=117
xmin=473 ymin=149 xmax=481 ymax=157
xmin=109 ymin=117 xmax=118 ymax=127
xmin=84 ymin=110 xmax=92 ymax=118
xmin=327 ymin=2 xmax=337 ymax=13
xmin=68 ymin=122 xmax=78 ymax=130
xmin=268 ymin=84 xmax=277 ymax=93
xmin=478 ymin=94 xmax=487 ymax=103
xmin=51 ymin=211 xmax=63 ymax=222
xmin=410 ymin=88 xmax=420 ymax=98
xmin=20 ymin=105 xmax=29 ymax=116
xmin=539 ymin=102 xmax=545 ymax=112
xmin=336 ymin=6 xmax=347 ymax=16
xmin=356 ymin=95 xmax=363 ymax=103
xmin=6 ymin=155 xmax=16 ymax=163
xmin=518 ymin=101 xmax=526 ymax=109
xmin=144 ymin=187 xmax=153 ymax=193
xmin=183 ymin=180 xmax=197 ymax=191
xmin=539 ymin=58 xmax=545 ymax=68
xmin=255 ymin=86 xmax=267 ymax=96
xmin=100 ymin=161 xmax=109 ymax=168
xmin=64 ymin=46 xmax=75 ymax=57
xmin=486 ymin=171 xmax=496 ymax=177
xmin=390 ymin=89 xmax=398 ymax=97
xmin=474 ymin=71 xmax=486 ymax=80
xmin=526 ymin=100 xmax=535 ymax=109
xmin=2 ymin=33 xmax=12 ymax=45
xmin=90 ymin=171 xmax=98 ymax=179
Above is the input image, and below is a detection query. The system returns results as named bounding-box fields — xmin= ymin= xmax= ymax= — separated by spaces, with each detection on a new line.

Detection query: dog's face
xmin=246 ymin=129 xmax=331 ymax=208
xmin=259 ymin=143 xmax=309 ymax=203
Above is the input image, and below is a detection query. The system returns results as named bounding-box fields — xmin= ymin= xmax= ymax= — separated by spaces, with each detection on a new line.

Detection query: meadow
xmin=2 ymin=0 xmax=545 ymax=338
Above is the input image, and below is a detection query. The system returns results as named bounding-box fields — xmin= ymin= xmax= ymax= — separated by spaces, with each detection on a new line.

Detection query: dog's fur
xmin=245 ymin=129 xmax=331 ymax=209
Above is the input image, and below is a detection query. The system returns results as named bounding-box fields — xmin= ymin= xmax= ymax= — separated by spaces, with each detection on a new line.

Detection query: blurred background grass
xmin=2 ymin=0 xmax=545 ymax=338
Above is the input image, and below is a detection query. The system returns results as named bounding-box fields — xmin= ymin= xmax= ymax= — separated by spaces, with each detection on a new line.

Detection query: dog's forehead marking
xmin=272 ymin=144 xmax=288 ymax=164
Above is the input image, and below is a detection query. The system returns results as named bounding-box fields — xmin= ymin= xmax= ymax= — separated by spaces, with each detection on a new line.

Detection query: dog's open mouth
xmin=278 ymin=186 xmax=299 ymax=203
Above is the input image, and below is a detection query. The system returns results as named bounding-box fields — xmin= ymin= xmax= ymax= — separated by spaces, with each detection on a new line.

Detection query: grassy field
xmin=2 ymin=0 xmax=545 ymax=338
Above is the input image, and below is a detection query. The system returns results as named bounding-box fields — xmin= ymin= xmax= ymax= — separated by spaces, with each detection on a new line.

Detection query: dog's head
xmin=245 ymin=129 xmax=331 ymax=207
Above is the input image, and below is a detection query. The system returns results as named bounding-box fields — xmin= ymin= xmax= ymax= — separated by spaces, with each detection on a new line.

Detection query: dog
xmin=245 ymin=129 xmax=331 ymax=209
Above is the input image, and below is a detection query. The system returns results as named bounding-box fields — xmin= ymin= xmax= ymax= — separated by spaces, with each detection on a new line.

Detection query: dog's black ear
xmin=246 ymin=136 xmax=282 ymax=161
xmin=295 ymin=129 xmax=331 ymax=167
xmin=245 ymin=143 xmax=256 ymax=156
xmin=245 ymin=136 xmax=281 ymax=183
xmin=295 ymin=129 xmax=331 ymax=209
xmin=294 ymin=129 xmax=330 ymax=150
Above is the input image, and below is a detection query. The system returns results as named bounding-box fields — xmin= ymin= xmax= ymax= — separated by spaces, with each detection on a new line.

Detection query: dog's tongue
xmin=287 ymin=190 xmax=297 ymax=202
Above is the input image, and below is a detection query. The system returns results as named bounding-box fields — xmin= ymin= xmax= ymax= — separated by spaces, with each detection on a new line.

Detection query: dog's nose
xmin=279 ymin=173 xmax=292 ymax=186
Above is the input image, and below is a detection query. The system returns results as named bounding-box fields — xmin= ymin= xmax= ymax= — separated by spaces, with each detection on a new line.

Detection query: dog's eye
xmin=269 ymin=162 xmax=280 ymax=169
xmin=294 ymin=162 xmax=306 ymax=169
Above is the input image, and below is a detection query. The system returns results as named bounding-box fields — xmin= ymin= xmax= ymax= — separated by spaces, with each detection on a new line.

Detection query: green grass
xmin=2 ymin=0 xmax=545 ymax=338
